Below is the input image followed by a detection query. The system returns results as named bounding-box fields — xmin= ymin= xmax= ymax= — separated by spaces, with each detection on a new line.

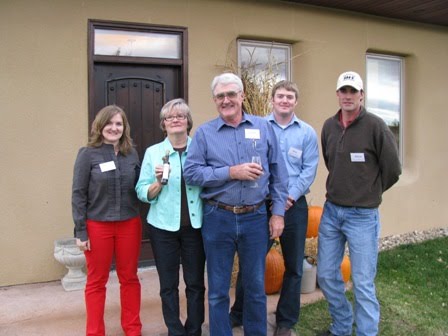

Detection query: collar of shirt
xmin=161 ymin=136 xmax=192 ymax=156
xmin=216 ymin=112 xmax=255 ymax=130
xmin=266 ymin=112 xmax=301 ymax=129
xmin=338 ymin=109 xmax=361 ymax=128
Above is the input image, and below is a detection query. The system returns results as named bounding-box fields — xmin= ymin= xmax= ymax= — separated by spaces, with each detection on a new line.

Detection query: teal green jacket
xmin=136 ymin=137 xmax=203 ymax=231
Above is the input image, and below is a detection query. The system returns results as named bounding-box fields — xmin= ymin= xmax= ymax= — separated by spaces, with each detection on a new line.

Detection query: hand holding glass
xmin=250 ymin=156 xmax=262 ymax=188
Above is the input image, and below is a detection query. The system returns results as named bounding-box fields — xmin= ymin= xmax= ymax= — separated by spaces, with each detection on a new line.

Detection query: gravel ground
xmin=379 ymin=227 xmax=448 ymax=251
xmin=299 ymin=227 xmax=447 ymax=262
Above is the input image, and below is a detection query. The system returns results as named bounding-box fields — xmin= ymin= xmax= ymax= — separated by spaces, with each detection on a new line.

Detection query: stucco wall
xmin=1 ymin=0 xmax=447 ymax=286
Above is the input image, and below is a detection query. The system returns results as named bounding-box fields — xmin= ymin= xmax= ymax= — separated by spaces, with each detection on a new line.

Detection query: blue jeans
xmin=202 ymin=202 xmax=269 ymax=336
xmin=317 ymin=201 xmax=380 ymax=336
xmin=149 ymin=225 xmax=206 ymax=336
xmin=230 ymin=197 xmax=308 ymax=329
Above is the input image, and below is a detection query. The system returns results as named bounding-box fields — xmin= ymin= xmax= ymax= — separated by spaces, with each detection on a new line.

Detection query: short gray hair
xmin=210 ymin=73 xmax=244 ymax=95
xmin=159 ymin=98 xmax=193 ymax=135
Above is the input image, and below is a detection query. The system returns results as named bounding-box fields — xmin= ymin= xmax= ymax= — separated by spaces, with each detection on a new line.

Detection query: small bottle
xmin=161 ymin=150 xmax=170 ymax=185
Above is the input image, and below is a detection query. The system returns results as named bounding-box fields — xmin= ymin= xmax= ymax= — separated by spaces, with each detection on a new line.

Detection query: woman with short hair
xmin=136 ymin=98 xmax=205 ymax=336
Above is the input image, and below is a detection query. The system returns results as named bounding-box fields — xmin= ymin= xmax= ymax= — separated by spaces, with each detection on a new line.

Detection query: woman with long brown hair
xmin=72 ymin=105 xmax=142 ymax=336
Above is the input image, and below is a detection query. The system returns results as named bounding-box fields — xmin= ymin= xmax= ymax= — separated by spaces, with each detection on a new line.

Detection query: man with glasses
xmin=184 ymin=73 xmax=288 ymax=336
xmin=317 ymin=71 xmax=401 ymax=336
xmin=230 ymin=80 xmax=319 ymax=336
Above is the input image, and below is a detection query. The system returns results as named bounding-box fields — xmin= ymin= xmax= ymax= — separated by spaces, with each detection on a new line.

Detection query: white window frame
xmin=366 ymin=53 xmax=404 ymax=162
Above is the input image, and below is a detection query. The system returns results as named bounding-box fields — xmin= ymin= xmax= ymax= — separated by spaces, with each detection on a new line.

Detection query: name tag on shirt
xmin=99 ymin=161 xmax=116 ymax=172
xmin=245 ymin=129 xmax=260 ymax=140
xmin=350 ymin=153 xmax=365 ymax=162
xmin=288 ymin=147 xmax=302 ymax=159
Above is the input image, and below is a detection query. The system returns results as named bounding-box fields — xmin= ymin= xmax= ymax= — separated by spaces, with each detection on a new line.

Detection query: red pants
xmin=85 ymin=216 xmax=142 ymax=336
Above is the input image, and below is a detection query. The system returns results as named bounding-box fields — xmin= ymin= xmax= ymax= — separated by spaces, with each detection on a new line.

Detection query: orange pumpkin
xmin=265 ymin=247 xmax=285 ymax=294
xmin=340 ymin=255 xmax=351 ymax=282
xmin=307 ymin=206 xmax=323 ymax=238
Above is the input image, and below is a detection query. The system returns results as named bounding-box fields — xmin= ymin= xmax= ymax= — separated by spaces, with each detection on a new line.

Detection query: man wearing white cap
xmin=317 ymin=71 xmax=401 ymax=336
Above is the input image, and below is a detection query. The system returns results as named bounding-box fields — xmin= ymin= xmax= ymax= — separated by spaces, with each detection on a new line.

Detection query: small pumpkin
xmin=340 ymin=255 xmax=351 ymax=283
xmin=307 ymin=206 xmax=323 ymax=238
xmin=265 ymin=247 xmax=285 ymax=294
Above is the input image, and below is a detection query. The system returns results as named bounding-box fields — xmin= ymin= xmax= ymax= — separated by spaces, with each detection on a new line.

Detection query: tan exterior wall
xmin=1 ymin=0 xmax=447 ymax=286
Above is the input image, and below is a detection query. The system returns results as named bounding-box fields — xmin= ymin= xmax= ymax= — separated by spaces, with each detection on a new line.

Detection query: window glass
xmin=94 ymin=29 xmax=181 ymax=59
xmin=366 ymin=54 xmax=403 ymax=160
xmin=236 ymin=39 xmax=292 ymax=115
xmin=238 ymin=40 xmax=291 ymax=82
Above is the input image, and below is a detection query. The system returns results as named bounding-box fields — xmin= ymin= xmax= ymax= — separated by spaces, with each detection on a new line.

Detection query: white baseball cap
xmin=336 ymin=71 xmax=363 ymax=91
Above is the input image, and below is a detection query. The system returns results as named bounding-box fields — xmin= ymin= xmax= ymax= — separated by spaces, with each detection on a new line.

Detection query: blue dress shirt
xmin=266 ymin=113 xmax=319 ymax=201
xmin=184 ymin=112 xmax=288 ymax=217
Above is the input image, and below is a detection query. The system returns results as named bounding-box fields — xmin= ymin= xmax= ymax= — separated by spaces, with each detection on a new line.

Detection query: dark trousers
xmin=230 ymin=196 xmax=308 ymax=329
xmin=149 ymin=224 xmax=206 ymax=336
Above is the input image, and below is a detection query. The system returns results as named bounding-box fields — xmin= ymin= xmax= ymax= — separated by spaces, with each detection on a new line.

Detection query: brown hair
xmin=271 ymin=80 xmax=299 ymax=100
xmin=159 ymin=98 xmax=193 ymax=136
xmin=87 ymin=105 xmax=133 ymax=155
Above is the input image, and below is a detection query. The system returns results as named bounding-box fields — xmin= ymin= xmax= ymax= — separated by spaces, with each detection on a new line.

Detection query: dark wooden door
xmin=92 ymin=63 xmax=181 ymax=266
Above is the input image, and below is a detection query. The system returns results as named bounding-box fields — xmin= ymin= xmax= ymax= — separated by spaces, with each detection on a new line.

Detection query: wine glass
xmin=250 ymin=155 xmax=262 ymax=188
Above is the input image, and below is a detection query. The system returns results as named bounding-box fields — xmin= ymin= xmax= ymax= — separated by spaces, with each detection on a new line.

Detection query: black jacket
xmin=72 ymin=144 xmax=140 ymax=241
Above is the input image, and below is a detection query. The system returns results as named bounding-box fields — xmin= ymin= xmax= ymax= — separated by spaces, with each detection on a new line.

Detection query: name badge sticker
xmin=245 ymin=128 xmax=260 ymax=140
xmin=350 ymin=153 xmax=365 ymax=162
xmin=288 ymin=147 xmax=302 ymax=159
xmin=99 ymin=161 xmax=116 ymax=172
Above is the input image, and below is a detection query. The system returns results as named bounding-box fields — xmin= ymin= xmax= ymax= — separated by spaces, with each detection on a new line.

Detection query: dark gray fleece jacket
xmin=321 ymin=107 xmax=401 ymax=208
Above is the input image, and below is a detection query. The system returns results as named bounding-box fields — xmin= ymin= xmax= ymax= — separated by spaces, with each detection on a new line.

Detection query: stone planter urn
xmin=54 ymin=238 xmax=87 ymax=291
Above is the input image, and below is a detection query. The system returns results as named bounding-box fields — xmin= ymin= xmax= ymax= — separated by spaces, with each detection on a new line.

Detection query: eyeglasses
xmin=214 ymin=90 xmax=241 ymax=102
xmin=164 ymin=114 xmax=187 ymax=122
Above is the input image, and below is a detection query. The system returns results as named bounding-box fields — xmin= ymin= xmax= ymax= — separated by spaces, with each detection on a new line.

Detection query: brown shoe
xmin=274 ymin=327 xmax=292 ymax=336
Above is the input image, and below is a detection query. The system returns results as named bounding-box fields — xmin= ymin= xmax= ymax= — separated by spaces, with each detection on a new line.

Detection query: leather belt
xmin=207 ymin=200 xmax=264 ymax=214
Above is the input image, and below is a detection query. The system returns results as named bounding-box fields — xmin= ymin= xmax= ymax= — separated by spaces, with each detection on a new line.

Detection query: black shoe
xmin=318 ymin=331 xmax=350 ymax=336
xmin=318 ymin=331 xmax=333 ymax=336
xmin=274 ymin=327 xmax=292 ymax=336
xmin=230 ymin=317 xmax=242 ymax=328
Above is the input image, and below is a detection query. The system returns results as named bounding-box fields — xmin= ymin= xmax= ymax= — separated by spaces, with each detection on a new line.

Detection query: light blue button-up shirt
xmin=184 ymin=112 xmax=288 ymax=217
xmin=266 ymin=113 xmax=319 ymax=201
xmin=135 ymin=137 xmax=203 ymax=231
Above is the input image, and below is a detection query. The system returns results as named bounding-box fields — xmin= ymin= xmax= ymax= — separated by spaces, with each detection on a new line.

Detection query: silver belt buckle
xmin=233 ymin=205 xmax=244 ymax=214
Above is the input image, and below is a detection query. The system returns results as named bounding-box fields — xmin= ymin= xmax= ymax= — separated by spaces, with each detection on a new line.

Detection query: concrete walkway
xmin=0 ymin=267 xmax=325 ymax=336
